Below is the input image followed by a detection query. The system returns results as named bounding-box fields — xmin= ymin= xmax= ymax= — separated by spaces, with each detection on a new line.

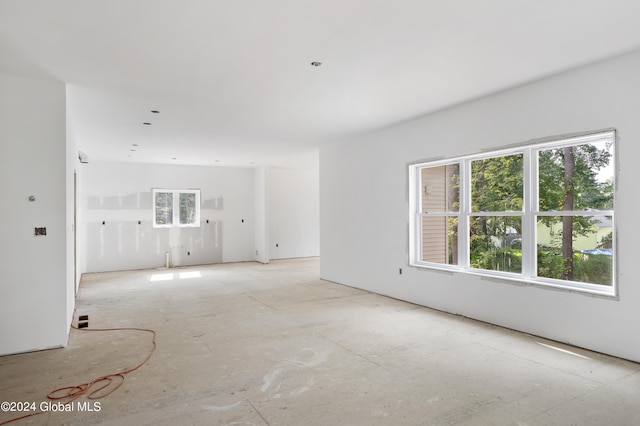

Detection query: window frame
xmin=152 ymin=188 xmax=201 ymax=228
xmin=408 ymin=130 xmax=617 ymax=297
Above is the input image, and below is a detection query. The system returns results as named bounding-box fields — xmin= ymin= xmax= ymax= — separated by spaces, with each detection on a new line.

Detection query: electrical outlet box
xmin=34 ymin=227 xmax=46 ymax=236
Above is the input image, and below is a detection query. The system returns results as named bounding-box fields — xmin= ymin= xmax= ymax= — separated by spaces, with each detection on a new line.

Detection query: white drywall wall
xmin=267 ymin=167 xmax=320 ymax=259
xmin=81 ymin=162 xmax=255 ymax=272
xmin=0 ymin=74 xmax=70 ymax=355
xmin=254 ymin=167 xmax=269 ymax=263
xmin=320 ymin=49 xmax=640 ymax=362
xmin=65 ymin=86 xmax=78 ymax=329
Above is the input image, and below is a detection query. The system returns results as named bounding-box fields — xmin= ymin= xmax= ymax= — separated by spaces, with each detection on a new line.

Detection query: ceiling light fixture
xmin=310 ymin=61 xmax=322 ymax=67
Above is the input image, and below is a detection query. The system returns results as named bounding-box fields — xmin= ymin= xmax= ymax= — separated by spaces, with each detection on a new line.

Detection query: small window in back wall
xmin=152 ymin=189 xmax=200 ymax=228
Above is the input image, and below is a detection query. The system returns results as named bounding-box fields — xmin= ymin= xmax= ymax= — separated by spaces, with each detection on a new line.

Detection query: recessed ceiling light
xmin=151 ymin=110 xmax=159 ymax=114
xmin=310 ymin=61 xmax=322 ymax=67
xmin=143 ymin=122 xmax=151 ymax=125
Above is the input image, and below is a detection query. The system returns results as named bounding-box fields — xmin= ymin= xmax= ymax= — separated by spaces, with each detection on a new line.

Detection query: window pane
xmin=470 ymin=216 xmax=521 ymax=273
xmin=179 ymin=193 xmax=197 ymax=225
xmin=538 ymin=141 xmax=614 ymax=211
xmin=536 ymin=215 xmax=613 ymax=285
xmin=420 ymin=216 xmax=458 ymax=265
xmin=155 ymin=192 xmax=173 ymax=225
xmin=420 ymin=164 xmax=459 ymax=213
xmin=471 ymin=154 xmax=523 ymax=212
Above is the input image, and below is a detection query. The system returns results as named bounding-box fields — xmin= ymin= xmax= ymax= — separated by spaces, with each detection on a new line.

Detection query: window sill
xmin=409 ymin=262 xmax=618 ymax=299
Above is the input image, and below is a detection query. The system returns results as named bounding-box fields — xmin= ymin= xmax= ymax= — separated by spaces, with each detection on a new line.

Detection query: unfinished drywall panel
xmin=254 ymin=167 xmax=269 ymax=264
xmin=0 ymin=74 xmax=68 ymax=355
xmin=82 ymin=162 xmax=254 ymax=272
xmin=267 ymin=167 xmax=319 ymax=260
xmin=320 ymin=49 xmax=640 ymax=362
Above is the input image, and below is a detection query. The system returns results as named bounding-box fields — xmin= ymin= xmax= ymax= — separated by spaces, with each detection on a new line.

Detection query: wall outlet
xmin=34 ymin=227 xmax=46 ymax=236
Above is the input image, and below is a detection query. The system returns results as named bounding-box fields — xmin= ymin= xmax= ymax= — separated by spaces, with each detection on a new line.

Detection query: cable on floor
xmin=0 ymin=321 xmax=156 ymax=425
xmin=48 ymin=324 xmax=157 ymax=402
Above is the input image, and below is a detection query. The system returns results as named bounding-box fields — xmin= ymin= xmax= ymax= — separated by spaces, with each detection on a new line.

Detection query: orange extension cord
xmin=0 ymin=323 xmax=156 ymax=425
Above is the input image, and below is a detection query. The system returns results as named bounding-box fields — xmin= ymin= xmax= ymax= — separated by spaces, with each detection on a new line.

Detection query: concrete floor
xmin=1 ymin=258 xmax=640 ymax=426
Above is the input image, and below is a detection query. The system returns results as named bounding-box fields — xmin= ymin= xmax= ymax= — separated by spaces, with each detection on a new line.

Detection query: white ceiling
xmin=2 ymin=1 xmax=640 ymax=168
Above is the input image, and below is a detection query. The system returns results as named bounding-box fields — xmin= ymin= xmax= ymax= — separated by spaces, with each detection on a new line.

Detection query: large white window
xmin=153 ymin=189 xmax=201 ymax=228
xmin=409 ymin=130 xmax=616 ymax=296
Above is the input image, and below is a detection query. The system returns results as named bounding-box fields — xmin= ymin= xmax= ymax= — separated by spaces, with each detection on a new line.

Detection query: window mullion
xmin=173 ymin=191 xmax=180 ymax=226
xmin=522 ymin=148 xmax=536 ymax=278
xmin=409 ymin=165 xmax=419 ymax=264
xmin=458 ymin=159 xmax=470 ymax=269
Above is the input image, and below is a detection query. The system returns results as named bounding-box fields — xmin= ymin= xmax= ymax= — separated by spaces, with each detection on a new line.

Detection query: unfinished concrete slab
xmin=1 ymin=258 xmax=639 ymax=425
